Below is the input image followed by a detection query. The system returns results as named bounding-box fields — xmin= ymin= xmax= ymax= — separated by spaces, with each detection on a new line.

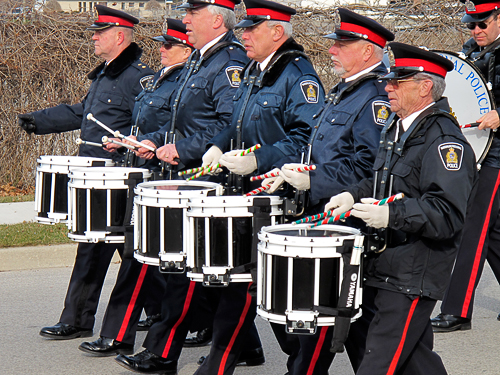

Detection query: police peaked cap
xmin=460 ymin=0 xmax=500 ymax=22
xmin=235 ymin=0 xmax=296 ymax=28
xmin=380 ymin=42 xmax=454 ymax=80
xmin=178 ymin=0 xmax=241 ymax=11
xmin=152 ymin=19 xmax=194 ymax=48
xmin=324 ymin=8 xmax=394 ymax=48
xmin=87 ymin=5 xmax=139 ymax=31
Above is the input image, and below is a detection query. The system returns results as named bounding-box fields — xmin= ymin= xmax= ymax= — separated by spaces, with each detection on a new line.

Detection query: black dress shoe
xmin=115 ymin=349 xmax=177 ymax=374
xmin=184 ymin=327 xmax=212 ymax=347
xmin=198 ymin=347 xmax=265 ymax=367
xmin=137 ymin=314 xmax=162 ymax=332
xmin=39 ymin=322 xmax=93 ymax=340
xmin=431 ymin=313 xmax=471 ymax=332
xmin=79 ymin=336 xmax=133 ymax=357
xmin=497 ymin=312 xmax=500 ymax=321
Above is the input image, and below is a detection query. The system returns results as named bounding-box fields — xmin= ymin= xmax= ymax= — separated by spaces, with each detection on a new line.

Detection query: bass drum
xmin=434 ymin=50 xmax=494 ymax=168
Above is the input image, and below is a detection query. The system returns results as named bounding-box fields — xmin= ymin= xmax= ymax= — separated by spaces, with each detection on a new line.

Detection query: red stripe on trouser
xmin=218 ymin=283 xmax=253 ymax=375
xmin=386 ymin=297 xmax=419 ymax=375
xmin=462 ymin=170 xmax=500 ymax=316
xmin=116 ymin=263 xmax=149 ymax=341
xmin=307 ymin=326 xmax=329 ymax=375
xmin=162 ymin=281 xmax=196 ymax=358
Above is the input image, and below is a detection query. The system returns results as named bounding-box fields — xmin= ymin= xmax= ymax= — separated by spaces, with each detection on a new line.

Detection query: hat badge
xmin=333 ymin=9 xmax=341 ymax=30
xmin=387 ymin=47 xmax=395 ymax=67
xmin=465 ymin=0 xmax=476 ymax=12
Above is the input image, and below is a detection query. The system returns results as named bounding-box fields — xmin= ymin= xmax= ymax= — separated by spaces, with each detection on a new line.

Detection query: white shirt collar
xmin=400 ymin=102 xmax=435 ymax=131
xmin=160 ymin=62 xmax=184 ymax=77
xmin=259 ymin=51 xmax=277 ymax=71
xmin=345 ymin=62 xmax=382 ymax=82
xmin=200 ymin=33 xmax=226 ymax=57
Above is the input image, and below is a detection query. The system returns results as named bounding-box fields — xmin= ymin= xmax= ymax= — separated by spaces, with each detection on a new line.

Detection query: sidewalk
xmin=0 ymin=201 xmax=120 ymax=271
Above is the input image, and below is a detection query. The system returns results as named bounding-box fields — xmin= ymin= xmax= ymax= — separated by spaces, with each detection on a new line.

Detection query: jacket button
xmin=149 ymin=101 xmax=153 ymax=104
xmin=191 ymin=83 xmax=195 ymax=87
xmin=263 ymin=101 xmax=268 ymax=105
xmin=107 ymin=99 xmax=111 ymax=103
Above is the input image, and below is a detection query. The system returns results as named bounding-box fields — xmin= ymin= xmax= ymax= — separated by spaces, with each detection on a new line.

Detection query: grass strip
xmin=0 ymin=195 xmax=35 ymax=203
xmin=0 ymin=222 xmax=73 ymax=248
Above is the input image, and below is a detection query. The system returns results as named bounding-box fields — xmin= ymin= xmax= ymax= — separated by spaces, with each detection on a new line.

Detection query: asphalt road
xmin=0 ymin=259 xmax=499 ymax=375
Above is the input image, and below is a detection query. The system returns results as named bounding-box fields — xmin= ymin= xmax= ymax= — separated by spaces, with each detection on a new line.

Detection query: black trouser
xmin=440 ymin=165 xmax=500 ymax=318
xmin=357 ymin=287 xmax=447 ymax=375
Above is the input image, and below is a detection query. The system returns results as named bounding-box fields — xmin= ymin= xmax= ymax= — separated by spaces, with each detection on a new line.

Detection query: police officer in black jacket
xmin=18 ymin=5 xmax=154 ymax=340
xmin=431 ymin=0 xmax=500 ymax=332
xmin=326 ymin=43 xmax=477 ymax=375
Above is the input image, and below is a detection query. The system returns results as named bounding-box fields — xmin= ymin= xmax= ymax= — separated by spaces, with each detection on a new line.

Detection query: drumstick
xmin=87 ymin=113 xmax=156 ymax=152
xmin=102 ymin=136 xmax=137 ymax=151
xmin=300 ymin=193 xmax=404 ymax=227
xmin=186 ymin=164 xmax=221 ymax=181
xmin=461 ymin=122 xmax=480 ymax=128
xmin=114 ymin=131 xmax=157 ymax=152
xmin=240 ymin=144 xmax=261 ymax=156
xmin=250 ymin=165 xmax=317 ymax=182
xmin=244 ymin=183 xmax=272 ymax=197
xmin=76 ymin=138 xmax=103 ymax=148
xmin=179 ymin=166 xmax=205 ymax=176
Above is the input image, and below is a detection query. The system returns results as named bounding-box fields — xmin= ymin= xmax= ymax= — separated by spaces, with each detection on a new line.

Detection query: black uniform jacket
xmin=31 ymin=42 xmax=154 ymax=161
xmin=347 ymin=98 xmax=477 ymax=300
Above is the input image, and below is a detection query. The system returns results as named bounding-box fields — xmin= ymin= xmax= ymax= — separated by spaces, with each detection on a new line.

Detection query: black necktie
xmin=397 ymin=120 xmax=404 ymax=141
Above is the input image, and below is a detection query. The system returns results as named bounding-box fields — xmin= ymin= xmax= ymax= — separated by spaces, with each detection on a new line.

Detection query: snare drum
xmin=67 ymin=167 xmax=151 ymax=243
xmin=434 ymin=50 xmax=494 ymax=168
xmin=257 ymin=224 xmax=363 ymax=334
xmin=35 ymin=155 xmax=114 ymax=224
xmin=186 ymin=195 xmax=283 ymax=286
xmin=133 ymin=181 xmax=223 ymax=271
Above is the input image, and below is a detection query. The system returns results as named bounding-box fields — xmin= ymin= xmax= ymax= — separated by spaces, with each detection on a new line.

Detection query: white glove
xmin=261 ymin=168 xmax=284 ymax=193
xmin=280 ymin=163 xmax=310 ymax=191
xmin=350 ymin=198 xmax=390 ymax=229
xmin=324 ymin=192 xmax=355 ymax=217
xmin=202 ymin=146 xmax=223 ymax=174
xmin=219 ymin=150 xmax=257 ymax=175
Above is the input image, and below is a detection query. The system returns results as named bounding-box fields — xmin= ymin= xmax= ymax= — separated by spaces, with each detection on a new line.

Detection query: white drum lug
xmin=285 ymin=311 xmax=319 ymax=334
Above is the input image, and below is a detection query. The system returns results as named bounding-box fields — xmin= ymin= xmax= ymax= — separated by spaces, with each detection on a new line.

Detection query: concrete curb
xmin=0 ymin=201 xmax=35 ymax=224
xmin=0 ymin=243 xmax=121 ymax=272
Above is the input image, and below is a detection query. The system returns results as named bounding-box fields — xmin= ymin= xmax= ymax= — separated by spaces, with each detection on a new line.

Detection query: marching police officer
xmin=326 ymin=42 xmax=477 ymax=375
xmin=18 ymin=5 xmax=154 ymax=340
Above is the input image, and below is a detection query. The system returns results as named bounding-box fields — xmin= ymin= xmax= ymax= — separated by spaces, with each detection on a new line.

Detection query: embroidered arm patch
xmin=225 ymin=66 xmax=243 ymax=88
xmin=372 ymin=101 xmax=391 ymax=126
xmin=140 ymin=75 xmax=154 ymax=90
xmin=438 ymin=142 xmax=464 ymax=171
xmin=300 ymin=80 xmax=319 ymax=103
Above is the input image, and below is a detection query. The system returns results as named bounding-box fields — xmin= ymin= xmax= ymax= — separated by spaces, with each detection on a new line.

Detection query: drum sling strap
xmin=230 ymin=197 xmax=272 ymax=286
xmin=107 ymin=172 xmax=146 ymax=258
xmin=313 ymin=237 xmax=363 ymax=353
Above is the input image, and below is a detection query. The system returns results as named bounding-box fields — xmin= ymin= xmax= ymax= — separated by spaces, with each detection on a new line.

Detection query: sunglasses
xmin=162 ymin=42 xmax=181 ymax=49
xmin=386 ymin=78 xmax=425 ymax=88
xmin=466 ymin=18 xmax=494 ymax=30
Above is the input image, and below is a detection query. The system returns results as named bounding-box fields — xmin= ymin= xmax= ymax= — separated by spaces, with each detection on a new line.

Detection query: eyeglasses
xmin=466 ymin=18 xmax=494 ymax=30
xmin=162 ymin=42 xmax=180 ymax=49
xmin=386 ymin=78 xmax=425 ymax=88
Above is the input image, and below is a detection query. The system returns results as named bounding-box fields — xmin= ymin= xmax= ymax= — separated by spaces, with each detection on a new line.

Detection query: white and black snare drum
xmin=67 ymin=167 xmax=151 ymax=243
xmin=257 ymin=224 xmax=364 ymax=334
xmin=133 ymin=181 xmax=223 ymax=271
xmin=35 ymin=155 xmax=114 ymax=224
xmin=435 ymin=51 xmax=494 ymax=167
xmin=186 ymin=195 xmax=283 ymax=287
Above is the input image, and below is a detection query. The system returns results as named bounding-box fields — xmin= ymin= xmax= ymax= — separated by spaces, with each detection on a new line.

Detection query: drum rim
xmin=37 ymin=155 xmax=115 ymax=167
xmin=187 ymin=194 xmax=283 ymax=208
xmin=68 ymin=166 xmax=152 ymax=179
xmin=432 ymin=49 xmax=495 ymax=166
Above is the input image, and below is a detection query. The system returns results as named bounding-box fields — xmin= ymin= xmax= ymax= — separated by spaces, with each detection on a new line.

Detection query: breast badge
xmin=439 ymin=142 xmax=464 ymax=171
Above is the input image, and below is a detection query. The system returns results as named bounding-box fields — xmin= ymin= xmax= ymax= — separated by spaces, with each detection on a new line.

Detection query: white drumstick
xmin=114 ymin=131 xmax=156 ymax=152
xmin=76 ymin=138 xmax=103 ymax=147
xmin=86 ymin=113 xmax=120 ymax=137
xmin=102 ymin=136 xmax=137 ymax=150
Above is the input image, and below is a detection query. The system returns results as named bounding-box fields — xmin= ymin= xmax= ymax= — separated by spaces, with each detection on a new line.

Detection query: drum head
xmin=434 ymin=51 xmax=494 ymax=165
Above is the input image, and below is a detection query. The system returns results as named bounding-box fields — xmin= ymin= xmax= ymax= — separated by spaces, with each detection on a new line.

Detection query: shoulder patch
xmin=140 ymin=75 xmax=154 ymax=90
xmin=225 ymin=66 xmax=242 ymax=88
xmin=438 ymin=142 xmax=464 ymax=171
xmin=372 ymin=101 xmax=391 ymax=126
xmin=300 ymin=80 xmax=319 ymax=103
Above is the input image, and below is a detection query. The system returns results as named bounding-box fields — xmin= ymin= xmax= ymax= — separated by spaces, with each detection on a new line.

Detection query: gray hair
xmin=267 ymin=20 xmax=293 ymax=37
xmin=207 ymin=5 xmax=236 ymax=30
xmin=414 ymin=72 xmax=446 ymax=101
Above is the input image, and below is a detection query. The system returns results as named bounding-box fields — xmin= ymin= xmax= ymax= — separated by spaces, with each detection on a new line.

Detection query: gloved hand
xmin=18 ymin=113 xmax=36 ymax=134
xmin=261 ymin=168 xmax=283 ymax=193
xmin=280 ymin=163 xmax=310 ymax=191
xmin=219 ymin=149 xmax=257 ymax=175
xmin=350 ymin=198 xmax=390 ymax=229
xmin=202 ymin=146 xmax=223 ymax=174
xmin=324 ymin=192 xmax=355 ymax=217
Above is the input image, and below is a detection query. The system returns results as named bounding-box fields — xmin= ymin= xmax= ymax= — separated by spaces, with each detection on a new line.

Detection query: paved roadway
xmin=0 ymin=258 xmax=499 ymax=375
